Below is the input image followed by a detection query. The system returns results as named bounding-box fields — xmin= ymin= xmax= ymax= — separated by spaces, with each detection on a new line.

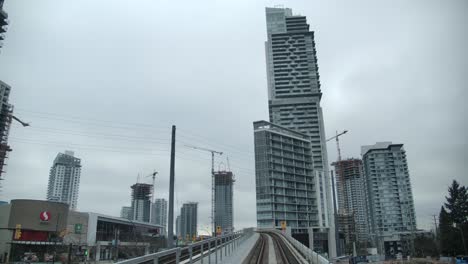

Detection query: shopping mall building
xmin=0 ymin=200 xmax=164 ymax=263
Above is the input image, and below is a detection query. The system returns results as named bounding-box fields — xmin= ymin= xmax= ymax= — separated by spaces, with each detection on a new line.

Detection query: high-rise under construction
xmin=0 ymin=3 xmax=12 ymax=191
xmin=131 ymin=183 xmax=152 ymax=222
xmin=214 ymin=171 xmax=234 ymax=235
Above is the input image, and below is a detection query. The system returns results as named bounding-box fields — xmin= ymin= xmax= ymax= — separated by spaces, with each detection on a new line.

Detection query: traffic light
xmin=14 ymin=224 xmax=22 ymax=240
xmin=84 ymin=249 xmax=88 ymax=256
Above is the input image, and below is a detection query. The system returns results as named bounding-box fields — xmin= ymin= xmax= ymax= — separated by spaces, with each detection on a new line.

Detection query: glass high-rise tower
xmin=214 ymin=171 xmax=234 ymax=235
xmin=253 ymin=7 xmax=336 ymax=257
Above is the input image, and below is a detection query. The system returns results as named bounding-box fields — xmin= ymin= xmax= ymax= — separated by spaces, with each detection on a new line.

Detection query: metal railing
xmin=116 ymin=229 xmax=254 ymax=264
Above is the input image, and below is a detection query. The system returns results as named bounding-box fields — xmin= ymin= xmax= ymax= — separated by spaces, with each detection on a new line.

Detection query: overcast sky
xmin=0 ymin=0 xmax=467 ymax=232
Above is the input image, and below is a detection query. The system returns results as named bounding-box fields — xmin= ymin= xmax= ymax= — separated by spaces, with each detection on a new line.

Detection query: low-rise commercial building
xmin=0 ymin=199 xmax=164 ymax=263
xmin=0 ymin=200 xmax=69 ymax=263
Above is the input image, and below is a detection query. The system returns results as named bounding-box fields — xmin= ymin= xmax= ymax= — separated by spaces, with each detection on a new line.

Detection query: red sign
xmin=13 ymin=230 xmax=48 ymax=241
xmin=39 ymin=211 xmax=51 ymax=221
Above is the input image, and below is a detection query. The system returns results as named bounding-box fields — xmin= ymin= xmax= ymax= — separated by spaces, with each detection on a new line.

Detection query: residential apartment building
xmin=253 ymin=7 xmax=335 ymax=256
xmin=214 ymin=171 xmax=234 ymax=234
xmin=254 ymin=121 xmax=331 ymax=252
xmin=180 ymin=202 xmax=197 ymax=240
xmin=151 ymin=198 xmax=168 ymax=235
xmin=46 ymin=151 xmax=81 ymax=210
xmin=362 ymin=142 xmax=417 ymax=256
xmin=120 ymin=206 xmax=132 ymax=220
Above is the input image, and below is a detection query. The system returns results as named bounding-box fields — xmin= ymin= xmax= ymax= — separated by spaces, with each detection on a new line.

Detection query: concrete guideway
xmin=242 ymin=229 xmax=331 ymax=264
xmin=114 ymin=229 xmax=330 ymax=264
xmin=242 ymin=231 xmax=307 ymax=264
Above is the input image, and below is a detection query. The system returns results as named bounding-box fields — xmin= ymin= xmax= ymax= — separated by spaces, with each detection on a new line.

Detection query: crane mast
xmin=185 ymin=145 xmax=223 ymax=235
xmin=327 ymin=130 xmax=348 ymax=162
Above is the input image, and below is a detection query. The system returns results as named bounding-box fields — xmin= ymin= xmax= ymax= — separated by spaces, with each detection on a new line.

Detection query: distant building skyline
xmin=46 ymin=150 xmax=81 ymax=210
xmin=362 ymin=142 xmax=417 ymax=256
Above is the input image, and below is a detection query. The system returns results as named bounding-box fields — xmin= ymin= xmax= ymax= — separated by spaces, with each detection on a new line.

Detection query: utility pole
xmin=167 ymin=126 xmax=176 ymax=248
xmin=432 ymin=215 xmax=438 ymax=235
xmin=185 ymin=145 xmax=222 ymax=235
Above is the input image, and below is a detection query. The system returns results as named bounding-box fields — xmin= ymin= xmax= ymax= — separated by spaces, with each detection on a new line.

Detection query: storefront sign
xmin=75 ymin=223 xmax=82 ymax=234
xmin=39 ymin=211 xmax=51 ymax=222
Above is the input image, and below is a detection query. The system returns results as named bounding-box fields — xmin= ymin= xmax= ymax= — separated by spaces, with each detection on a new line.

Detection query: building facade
xmin=254 ymin=121 xmax=331 ymax=253
xmin=0 ymin=2 xmax=12 ymax=192
xmin=336 ymin=213 xmax=356 ymax=254
xmin=151 ymin=198 xmax=167 ymax=235
xmin=332 ymin=159 xmax=369 ymax=243
xmin=0 ymin=0 xmax=8 ymax=51
xmin=254 ymin=7 xmax=335 ymax=256
xmin=175 ymin=215 xmax=181 ymax=237
xmin=214 ymin=171 xmax=234 ymax=234
xmin=180 ymin=202 xmax=197 ymax=240
xmin=362 ymin=142 xmax=417 ymax=257
xmin=265 ymin=7 xmax=328 ymax=173
xmin=130 ymin=183 xmax=152 ymax=222
xmin=0 ymin=80 xmax=12 ymax=184
xmin=0 ymin=200 xmax=70 ymax=263
xmin=46 ymin=151 xmax=81 ymax=210
xmin=120 ymin=206 xmax=132 ymax=220
xmin=0 ymin=200 xmax=165 ymax=263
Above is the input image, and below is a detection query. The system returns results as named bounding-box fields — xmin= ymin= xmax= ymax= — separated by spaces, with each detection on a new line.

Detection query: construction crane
xmin=326 ymin=130 xmax=348 ymax=162
xmin=143 ymin=171 xmax=158 ymax=223
xmin=144 ymin=170 xmax=158 ymax=203
xmin=185 ymin=144 xmax=223 ymax=235
xmin=11 ymin=115 xmax=30 ymax=127
xmin=326 ymin=130 xmax=348 ymax=256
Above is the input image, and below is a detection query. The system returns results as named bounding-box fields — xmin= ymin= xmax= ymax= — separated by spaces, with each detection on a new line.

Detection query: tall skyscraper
xmin=180 ymin=202 xmax=197 ymax=240
xmin=265 ymin=7 xmax=328 ymax=173
xmin=151 ymin=198 xmax=168 ymax=235
xmin=46 ymin=151 xmax=81 ymax=210
xmin=214 ymin=171 xmax=234 ymax=234
xmin=362 ymin=142 xmax=417 ymax=256
xmin=332 ymin=159 xmax=369 ymax=243
xmin=120 ymin=206 xmax=132 ymax=220
xmin=253 ymin=7 xmax=335 ymax=256
xmin=130 ymin=183 xmax=152 ymax=222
